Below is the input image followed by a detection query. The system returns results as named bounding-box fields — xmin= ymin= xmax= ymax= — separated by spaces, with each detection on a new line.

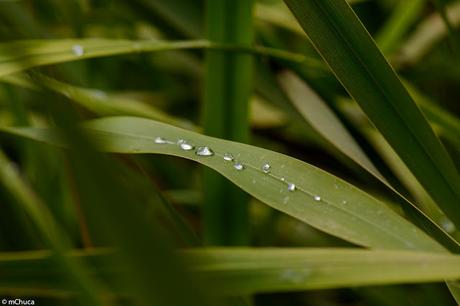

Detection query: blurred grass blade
xmin=0 ymin=39 xmax=309 ymax=79
xmin=375 ymin=0 xmax=426 ymax=55
xmin=130 ymin=0 xmax=203 ymax=38
xmin=278 ymin=71 xmax=386 ymax=183
xmin=3 ymin=248 xmax=460 ymax=296
xmin=398 ymin=1 xmax=460 ymax=65
xmin=364 ymin=128 xmax=455 ymax=234
xmin=39 ymin=97 xmax=212 ymax=306
xmin=0 ymin=249 xmax=114 ymax=297
xmin=0 ymin=150 xmax=105 ymax=306
xmin=5 ymin=73 xmax=196 ymax=130
xmin=429 ymin=0 xmax=457 ymax=45
xmin=283 ymin=0 xmax=460 ymax=230
xmin=202 ymin=0 xmax=254 ymax=245
xmin=0 ymin=39 xmax=208 ymax=77
xmin=255 ymin=3 xmax=305 ymax=36
xmin=187 ymin=248 xmax=460 ymax=294
xmin=405 ymin=81 xmax=460 ymax=153
xmin=0 ymin=116 xmax=448 ymax=253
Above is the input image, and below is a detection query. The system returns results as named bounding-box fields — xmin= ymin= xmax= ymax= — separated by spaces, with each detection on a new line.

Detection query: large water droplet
xmin=180 ymin=142 xmax=194 ymax=151
xmin=234 ymin=162 xmax=244 ymax=171
xmin=223 ymin=153 xmax=234 ymax=161
xmin=72 ymin=45 xmax=85 ymax=56
xmin=196 ymin=146 xmax=214 ymax=157
xmin=287 ymin=183 xmax=296 ymax=192
xmin=154 ymin=137 xmax=168 ymax=144
xmin=440 ymin=216 xmax=456 ymax=233
xmin=314 ymin=195 xmax=321 ymax=201
xmin=262 ymin=163 xmax=271 ymax=173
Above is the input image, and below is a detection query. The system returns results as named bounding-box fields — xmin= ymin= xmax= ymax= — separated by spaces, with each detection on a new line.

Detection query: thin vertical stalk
xmin=203 ymin=0 xmax=254 ymax=245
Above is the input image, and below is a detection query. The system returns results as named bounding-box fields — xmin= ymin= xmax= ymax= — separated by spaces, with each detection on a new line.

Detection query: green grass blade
xmin=375 ymin=0 xmax=426 ymax=55
xmin=7 ymin=73 xmax=196 ymax=130
xmin=3 ymin=248 xmax=460 ymax=296
xmin=283 ymin=0 xmax=460 ymax=230
xmin=202 ymin=0 xmax=254 ymax=245
xmin=278 ymin=71 xmax=386 ymax=183
xmin=186 ymin=248 xmax=460 ymax=294
xmin=0 ymin=116 xmax=447 ymax=253
xmin=0 ymin=39 xmax=310 ymax=79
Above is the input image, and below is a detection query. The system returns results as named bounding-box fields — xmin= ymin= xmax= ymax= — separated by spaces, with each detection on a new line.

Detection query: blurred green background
xmin=1 ymin=0 xmax=460 ymax=305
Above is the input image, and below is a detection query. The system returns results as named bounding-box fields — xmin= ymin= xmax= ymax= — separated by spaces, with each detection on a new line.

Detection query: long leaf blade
xmin=282 ymin=0 xmax=460 ymax=229
xmin=0 ymin=117 xmax=446 ymax=253
xmin=3 ymin=248 xmax=460 ymax=295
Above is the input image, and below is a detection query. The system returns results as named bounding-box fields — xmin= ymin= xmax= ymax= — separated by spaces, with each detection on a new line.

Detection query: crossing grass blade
xmin=282 ymin=0 xmax=460 ymax=231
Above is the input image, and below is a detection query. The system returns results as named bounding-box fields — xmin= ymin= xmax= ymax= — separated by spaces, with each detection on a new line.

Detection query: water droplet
xmin=342 ymin=200 xmax=347 ymax=205
xmin=196 ymin=146 xmax=214 ymax=157
xmin=440 ymin=216 xmax=456 ymax=233
xmin=262 ymin=163 xmax=271 ymax=173
xmin=72 ymin=44 xmax=85 ymax=56
xmin=154 ymin=137 xmax=168 ymax=144
xmin=333 ymin=184 xmax=339 ymax=189
xmin=223 ymin=153 xmax=234 ymax=161
xmin=280 ymin=177 xmax=285 ymax=182
xmin=314 ymin=195 xmax=321 ymax=201
xmin=234 ymin=162 xmax=244 ymax=171
xmin=287 ymin=183 xmax=296 ymax=192
xmin=179 ymin=142 xmax=194 ymax=151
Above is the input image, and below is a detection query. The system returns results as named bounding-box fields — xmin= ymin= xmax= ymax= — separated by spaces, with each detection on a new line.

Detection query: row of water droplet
xmin=153 ymin=136 xmax=327 ymax=203
xmin=70 ymin=41 xmax=456 ymax=235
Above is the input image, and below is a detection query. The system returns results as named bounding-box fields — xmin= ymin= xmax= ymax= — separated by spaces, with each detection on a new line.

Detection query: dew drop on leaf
xmin=196 ymin=146 xmax=214 ymax=157
xmin=262 ymin=163 xmax=271 ymax=173
xmin=287 ymin=183 xmax=296 ymax=192
xmin=223 ymin=153 xmax=234 ymax=161
xmin=314 ymin=195 xmax=321 ymax=201
xmin=234 ymin=162 xmax=244 ymax=171
xmin=154 ymin=137 xmax=168 ymax=144
xmin=72 ymin=45 xmax=85 ymax=56
xmin=179 ymin=142 xmax=194 ymax=151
